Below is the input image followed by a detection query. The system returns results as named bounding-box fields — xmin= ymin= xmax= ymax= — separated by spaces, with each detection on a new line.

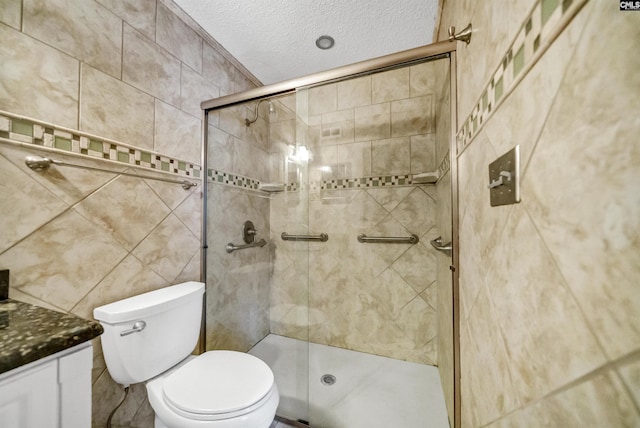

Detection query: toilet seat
xmin=161 ymin=351 xmax=275 ymax=421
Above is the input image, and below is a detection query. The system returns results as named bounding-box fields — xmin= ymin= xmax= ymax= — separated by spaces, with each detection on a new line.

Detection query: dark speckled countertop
xmin=0 ymin=299 xmax=103 ymax=375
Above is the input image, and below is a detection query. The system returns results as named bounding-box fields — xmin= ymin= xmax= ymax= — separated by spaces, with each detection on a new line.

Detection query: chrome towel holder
xmin=24 ymin=155 xmax=197 ymax=190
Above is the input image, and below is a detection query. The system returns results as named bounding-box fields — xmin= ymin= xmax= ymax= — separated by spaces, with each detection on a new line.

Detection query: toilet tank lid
xmin=93 ymin=282 xmax=204 ymax=324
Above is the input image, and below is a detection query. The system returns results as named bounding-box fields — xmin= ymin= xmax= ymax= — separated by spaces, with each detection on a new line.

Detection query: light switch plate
xmin=488 ymin=145 xmax=520 ymax=206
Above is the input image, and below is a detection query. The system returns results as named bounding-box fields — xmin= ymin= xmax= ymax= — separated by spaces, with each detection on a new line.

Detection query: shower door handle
xmin=430 ymin=236 xmax=452 ymax=256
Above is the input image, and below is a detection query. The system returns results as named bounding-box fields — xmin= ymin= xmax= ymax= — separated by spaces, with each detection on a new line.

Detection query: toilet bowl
xmin=93 ymin=282 xmax=279 ymax=428
xmin=147 ymin=352 xmax=279 ymax=428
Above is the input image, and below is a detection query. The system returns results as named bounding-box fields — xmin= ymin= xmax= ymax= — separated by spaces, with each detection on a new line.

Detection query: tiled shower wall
xmin=269 ymin=60 xmax=451 ymax=365
xmin=205 ymin=100 xmax=272 ymax=352
xmin=439 ymin=0 xmax=640 ymax=426
xmin=0 ymin=0 xmax=259 ymax=426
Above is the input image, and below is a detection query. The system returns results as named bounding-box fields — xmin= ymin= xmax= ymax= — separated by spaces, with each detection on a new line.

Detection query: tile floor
xmin=253 ymin=334 xmax=449 ymax=428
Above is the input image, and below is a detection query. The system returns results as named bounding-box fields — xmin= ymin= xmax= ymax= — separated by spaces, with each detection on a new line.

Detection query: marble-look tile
xmin=462 ymin=286 xmax=521 ymax=426
xmin=410 ymin=134 xmax=436 ymax=173
xmin=490 ymin=370 xmax=640 ymax=428
xmin=523 ymin=0 xmax=640 ymax=361
xmin=391 ymin=95 xmax=434 ymax=137
xmin=93 ymin=370 xmax=147 ymax=427
xmin=80 ymin=64 xmax=155 ymax=149
xmin=483 ymin=6 xmax=588 ymax=176
xmin=70 ymin=254 xmax=167 ymax=320
xmin=8 ymin=288 xmax=65 ymax=313
xmin=0 ymin=0 xmax=21 ymax=29
xmin=23 ymin=0 xmax=122 ymax=78
xmin=0 ymin=209 xmax=127 ymax=311
xmin=370 ymin=268 xmax=418 ymax=318
xmin=246 ymin=113 xmax=269 ymax=152
xmin=156 ymin=2 xmax=202 ymax=73
xmin=74 ymin=175 xmax=170 ymax=251
xmin=456 ymin=0 xmax=512 ymax=122
xmin=181 ymin=63 xmax=220 ymax=119
xmin=410 ymin=59 xmax=445 ymax=97
xmin=619 ymin=356 xmax=640 ymax=409
xmin=320 ymin=109 xmax=354 ymax=146
xmin=202 ymin=43 xmax=235 ymax=96
xmin=174 ymin=248 xmax=201 ymax=284
xmin=130 ymin=396 xmax=155 ymax=428
xmin=390 ymin=187 xmax=436 ymax=235
xmin=371 ymin=137 xmax=410 ymax=175
xmin=133 ymin=213 xmax=200 ymax=282
xmin=372 ymin=68 xmax=410 ymax=104
xmin=336 ymin=141 xmax=371 ymax=178
xmin=394 ymin=295 xmax=437 ymax=347
xmin=0 ymin=24 xmax=79 ymax=129
xmin=123 ymin=24 xmax=181 ymax=106
xmin=457 ymin=131 xmax=510 ymax=321
xmin=270 ymin=119 xmax=296 ymax=149
xmin=489 ymin=205 xmax=607 ymax=404
xmin=96 ymin=0 xmax=156 ymax=39
xmin=391 ymin=242 xmax=436 ymax=293
xmin=173 ymin=189 xmax=202 ymax=237
xmin=0 ymin=154 xmax=69 ymax=253
xmin=354 ymin=103 xmax=391 ymax=142
xmin=208 ymin=125 xmax=234 ymax=173
xmin=0 ymin=145 xmax=118 ymax=206
xmin=144 ymin=175 xmax=196 ymax=212
xmin=366 ymin=187 xmax=413 ymax=212
xmin=337 ymin=75 xmax=371 ymax=110
xmin=309 ymin=84 xmax=337 ymax=116
xmin=233 ymin=138 xmax=269 ymax=182
xmin=154 ymin=99 xmax=201 ymax=163
xmin=218 ymin=104 xmax=248 ymax=141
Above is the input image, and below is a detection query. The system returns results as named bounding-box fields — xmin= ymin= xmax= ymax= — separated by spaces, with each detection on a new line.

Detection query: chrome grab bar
xmin=357 ymin=234 xmax=419 ymax=244
xmin=120 ymin=320 xmax=146 ymax=336
xmin=25 ymin=155 xmax=197 ymax=190
xmin=430 ymin=236 xmax=452 ymax=256
xmin=226 ymin=239 xmax=267 ymax=254
xmin=281 ymin=232 xmax=329 ymax=242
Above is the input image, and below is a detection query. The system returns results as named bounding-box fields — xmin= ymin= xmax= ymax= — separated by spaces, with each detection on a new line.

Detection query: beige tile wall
xmin=439 ymin=0 xmax=640 ymax=426
xmin=268 ymin=61 xmax=451 ymax=365
xmin=0 ymin=0 xmax=259 ymax=426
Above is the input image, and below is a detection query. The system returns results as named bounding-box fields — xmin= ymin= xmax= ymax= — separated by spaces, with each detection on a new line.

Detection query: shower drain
xmin=320 ymin=374 xmax=337 ymax=386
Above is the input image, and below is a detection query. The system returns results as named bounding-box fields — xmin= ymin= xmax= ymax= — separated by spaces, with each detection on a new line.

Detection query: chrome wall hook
xmin=448 ymin=23 xmax=472 ymax=44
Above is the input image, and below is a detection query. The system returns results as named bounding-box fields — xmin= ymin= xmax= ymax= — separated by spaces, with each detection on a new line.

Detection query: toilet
xmin=93 ymin=281 xmax=279 ymax=428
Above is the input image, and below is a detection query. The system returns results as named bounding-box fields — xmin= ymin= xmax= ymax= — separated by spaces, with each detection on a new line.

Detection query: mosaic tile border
xmin=0 ymin=111 xmax=202 ymax=178
xmin=208 ymin=169 xmax=260 ymax=190
xmin=456 ymin=0 xmax=587 ymax=154
xmin=281 ymin=173 xmax=438 ymax=193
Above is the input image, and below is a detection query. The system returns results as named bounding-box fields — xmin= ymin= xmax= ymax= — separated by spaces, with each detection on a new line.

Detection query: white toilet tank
xmin=93 ymin=281 xmax=205 ymax=387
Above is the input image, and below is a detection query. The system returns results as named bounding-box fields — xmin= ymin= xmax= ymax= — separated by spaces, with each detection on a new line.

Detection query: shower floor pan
xmin=249 ymin=334 xmax=449 ymax=428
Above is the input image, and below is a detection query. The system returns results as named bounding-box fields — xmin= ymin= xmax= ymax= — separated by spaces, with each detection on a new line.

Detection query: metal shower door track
xmin=200 ymin=40 xmax=456 ymax=112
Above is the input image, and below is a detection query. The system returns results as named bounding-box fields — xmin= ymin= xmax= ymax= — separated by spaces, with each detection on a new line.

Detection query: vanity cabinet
xmin=0 ymin=342 xmax=93 ymax=428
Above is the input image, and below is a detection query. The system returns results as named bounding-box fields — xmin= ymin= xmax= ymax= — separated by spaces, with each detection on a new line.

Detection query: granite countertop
xmin=0 ymin=299 xmax=103 ymax=375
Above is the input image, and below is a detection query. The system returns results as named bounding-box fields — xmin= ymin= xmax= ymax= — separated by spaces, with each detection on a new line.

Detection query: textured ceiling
xmin=173 ymin=0 xmax=439 ymax=85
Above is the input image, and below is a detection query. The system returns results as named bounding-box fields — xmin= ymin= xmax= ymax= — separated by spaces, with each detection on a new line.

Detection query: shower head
xmin=245 ymin=99 xmax=275 ymax=127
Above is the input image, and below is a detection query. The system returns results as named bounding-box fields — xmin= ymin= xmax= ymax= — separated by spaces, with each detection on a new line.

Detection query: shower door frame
xmin=200 ymin=39 xmax=461 ymax=428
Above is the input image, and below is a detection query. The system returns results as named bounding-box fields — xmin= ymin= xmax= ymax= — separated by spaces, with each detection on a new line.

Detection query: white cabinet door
xmin=0 ymin=361 xmax=58 ymax=428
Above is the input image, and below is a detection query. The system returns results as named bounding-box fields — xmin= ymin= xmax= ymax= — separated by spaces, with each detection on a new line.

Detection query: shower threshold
xmin=250 ymin=334 xmax=449 ymax=428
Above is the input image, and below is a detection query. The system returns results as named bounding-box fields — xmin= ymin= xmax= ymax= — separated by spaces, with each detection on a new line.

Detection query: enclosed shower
xmin=201 ymin=41 xmax=458 ymax=427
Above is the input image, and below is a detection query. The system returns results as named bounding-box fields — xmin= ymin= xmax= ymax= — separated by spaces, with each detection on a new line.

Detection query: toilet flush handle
xmin=120 ymin=320 xmax=147 ymax=336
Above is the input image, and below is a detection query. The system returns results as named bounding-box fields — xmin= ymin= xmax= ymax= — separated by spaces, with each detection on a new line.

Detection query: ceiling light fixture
xmin=315 ymin=35 xmax=335 ymax=50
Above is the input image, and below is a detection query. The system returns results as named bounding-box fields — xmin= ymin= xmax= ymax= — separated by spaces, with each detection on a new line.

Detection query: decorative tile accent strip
xmin=207 ymin=169 xmax=260 ymax=190
xmin=0 ymin=111 xmax=202 ymax=178
xmin=456 ymin=0 xmax=587 ymax=154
